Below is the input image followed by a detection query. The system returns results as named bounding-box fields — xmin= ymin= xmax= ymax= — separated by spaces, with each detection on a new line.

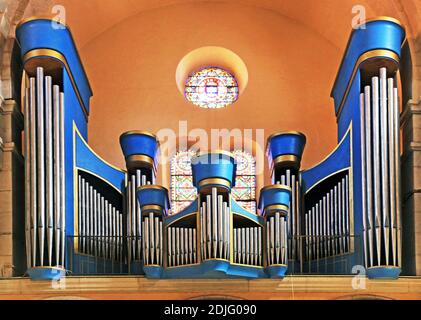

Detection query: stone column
xmin=0 ymin=99 xmax=24 ymax=277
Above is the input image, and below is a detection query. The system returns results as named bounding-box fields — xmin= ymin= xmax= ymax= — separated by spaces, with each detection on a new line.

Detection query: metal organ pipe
xmin=358 ymin=67 xmax=402 ymax=270
xmin=24 ymin=67 xmax=66 ymax=269
xmin=199 ymin=188 xmax=231 ymax=262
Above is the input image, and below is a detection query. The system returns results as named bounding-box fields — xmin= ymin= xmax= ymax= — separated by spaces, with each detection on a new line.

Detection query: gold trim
xmin=141 ymin=205 xmax=163 ymax=212
xmin=23 ymin=49 xmax=90 ymax=121
xmin=74 ymin=124 xmax=125 ymax=173
xmin=198 ymin=178 xmax=231 ymax=189
xmin=302 ymin=124 xmax=352 ymax=173
xmin=166 ymin=262 xmax=201 ymax=269
xmin=120 ymin=130 xmax=158 ymax=141
xmin=230 ymin=262 xmax=264 ymax=269
xmin=273 ymin=154 xmax=300 ymax=164
xmin=28 ymin=266 xmax=66 ymax=271
xmin=264 ymin=204 xmax=289 ymax=214
xmin=137 ymin=184 xmax=169 ymax=193
xmin=17 ymin=15 xmax=67 ymax=29
xmin=335 ymin=49 xmax=399 ymax=120
xmin=126 ymin=154 xmax=155 ymax=170
xmin=353 ymin=16 xmax=404 ymax=30
xmin=202 ymin=258 xmax=231 ymax=263
xmin=260 ymin=184 xmax=292 ymax=193
xmin=304 ymin=167 xmax=351 ymax=195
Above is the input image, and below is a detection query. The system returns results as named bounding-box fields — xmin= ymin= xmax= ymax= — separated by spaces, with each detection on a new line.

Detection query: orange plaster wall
xmin=78 ymin=2 xmax=342 ymax=188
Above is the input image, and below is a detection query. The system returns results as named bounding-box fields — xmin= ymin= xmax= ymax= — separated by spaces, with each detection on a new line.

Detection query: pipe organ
xmin=23 ymin=67 xmax=66 ymax=272
xmin=15 ymin=17 xmax=407 ymax=280
xmin=120 ymin=131 xmax=157 ymax=271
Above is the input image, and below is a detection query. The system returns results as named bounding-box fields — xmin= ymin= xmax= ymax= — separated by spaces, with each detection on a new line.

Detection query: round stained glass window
xmin=184 ymin=67 xmax=239 ymax=108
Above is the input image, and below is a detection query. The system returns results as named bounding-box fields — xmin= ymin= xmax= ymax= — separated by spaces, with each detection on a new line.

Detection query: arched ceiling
xmin=20 ymin=0 xmax=421 ymax=51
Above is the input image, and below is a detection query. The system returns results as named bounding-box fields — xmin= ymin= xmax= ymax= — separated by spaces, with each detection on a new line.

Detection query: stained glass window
xmin=232 ymin=150 xmax=256 ymax=213
xmin=185 ymin=67 xmax=239 ymax=109
xmin=170 ymin=150 xmax=256 ymax=214
xmin=170 ymin=150 xmax=197 ymax=214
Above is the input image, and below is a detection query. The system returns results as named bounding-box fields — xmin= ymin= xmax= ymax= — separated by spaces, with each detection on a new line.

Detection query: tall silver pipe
xmin=372 ymin=76 xmax=382 ymax=265
xmin=119 ymin=209 xmax=122 ymax=261
xmin=184 ymin=228 xmax=188 ymax=264
xmin=81 ymin=178 xmax=86 ymax=254
xmin=270 ymin=217 xmax=275 ymax=265
xmin=59 ymin=92 xmax=65 ymax=266
xmin=275 ymin=212 xmax=280 ymax=264
xmin=305 ymin=213 xmax=309 ymax=260
xmin=36 ymin=67 xmax=45 ymax=266
xmin=258 ymin=227 xmax=262 ymax=266
xmin=329 ymin=189 xmax=335 ymax=255
xmin=315 ymin=203 xmax=320 ymax=260
xmin=167 ymin=227 xmax=172 ymax=267
xmin=341 ymin=178 xmax=347 ymax=252
xmin=266 ymin=222 xmax=270 ymax=265
xmin=234 ymin=229 xmax=238 ymax=263
xmin=144 ymin=217 xmax=149 ymax=265
xmin=29 ymin=78 xmax=37 ymax=267
xmin=142 ymin=221 xmax=146 ymax=264
xmin=53 ymin=85 xmax=61 ymax=264
xmin=136 ymin=170 xmax=142 ymax=261
xmin=280 ymin=217 xmax=286 ymax=263
xmin=388 ymin=77 xmax=397 ymax=266
xmin=245 ymin=227 xmax=250 ymax=265
xmin=380 ymin=67 xmax=390 ymax=266
xmin=218 ymin=195 xmax=223 ymax=258
xmin=105 ymin=199 xmax=109 ymax=259
xmin=212 ymin=188 xmax=218 ymax=258
xmin=253 ymin=227 xmax=258 ymax=265
xmin=364 ymin=85 xmax=374 ymax=267
xmin=326 ymin=193 xmax=331 ymax=256
xmin=200 ymin=206 xmax=205 ymax=260
xmin=77 ymin=176 xmax=82 ymax=254
xmin=225 ymin=203 xmax=230 ymax=259
xmin=100 ymin=196 xmax=105 ymax=257
xmin=337 ymin=182 xmax=343 ymax=254
xmin=45 ymin=76 xmax=54 ymax=266
xmin=322 ymin=196 xmax=327 ymax=258
xmin=155 ymin=217 xmax=160 ymax=265
xmin=93 ymin=189 xmax=98 ymax=256
xmin=171 ymin=227 xmax=176 ymax=266
xmin=193 ymin=228 xmax=197 ymax=263
xmin=188 ymin=228 xmax=193 ymax=264
xmin=393 ymin=86 xmax=402 ymax=266
xmin=85 ymin=182 xmax=89 ymax=255
xmin=149 ymin=212 xmax=155 ymax=264
xmin=126 ymin=179 xmax=132 ymax=263
xmin=24 ymin=87 xmax=31 ymax=267
xmin=176 ymin=227 xmax=180 ymax=266
xmin=206 ymin=195 xmax=211 ymax=259
xmin=131 ymin=174 xmax=137 ymax=260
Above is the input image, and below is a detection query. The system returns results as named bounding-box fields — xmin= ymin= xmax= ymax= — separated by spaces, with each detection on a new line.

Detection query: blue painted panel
xmin=258 ymin=185 xmax=291 ymax=216
xmin=16 ymin=19 xmax=92 ymax=113
xmin=301 ymin=130 xmax=351 ymax=193
xmin=137 ymin=186 xmax=170 ymax=215
xmin=75 ymin=131 xmax=125 ymax=192
xmin=331 ymin=19 xmax=405 ymax=113
xmin=119 ymin=132 xmax=159 ymax=161
xmin=165 ymin=199 xmax=198 ymax=225
xmin=192 ymin=153 xmax=237 ymax=189
xmin=267 ymin=132 xmax=306 ymax=161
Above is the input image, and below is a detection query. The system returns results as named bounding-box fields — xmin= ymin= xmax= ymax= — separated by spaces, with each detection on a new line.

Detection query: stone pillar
xmin=401 ymin=99 xmax=421 ymax=276
xmin=0 ymin=98 xmax=24 ymax=277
